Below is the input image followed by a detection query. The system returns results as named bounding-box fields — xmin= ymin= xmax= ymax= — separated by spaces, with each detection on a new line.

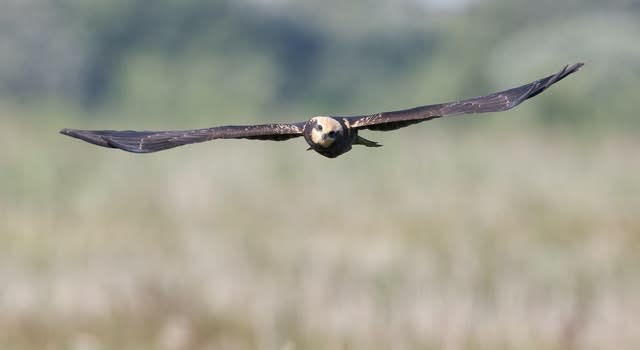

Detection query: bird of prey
xmin=61 ymin=63 xmax=583 ymax=158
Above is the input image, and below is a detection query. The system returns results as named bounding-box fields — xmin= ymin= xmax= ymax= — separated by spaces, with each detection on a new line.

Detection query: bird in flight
xmin=61 ymin=63 xmax=583 ymax=158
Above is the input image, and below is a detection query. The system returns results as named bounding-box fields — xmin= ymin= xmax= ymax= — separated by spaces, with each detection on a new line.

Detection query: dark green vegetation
xmin=2 ymin=0 xmax=639 ymax=349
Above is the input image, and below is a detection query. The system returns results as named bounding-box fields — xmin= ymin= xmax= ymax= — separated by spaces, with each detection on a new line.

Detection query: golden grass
xmin=2 ymin=113 xmax=639 ymax=349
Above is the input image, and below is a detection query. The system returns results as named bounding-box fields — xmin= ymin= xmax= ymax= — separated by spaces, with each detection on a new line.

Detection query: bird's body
xmin=304 ymin=116 xmax=369 ymax=158
xmin=61 ymin=63 xmax=583 ymax=158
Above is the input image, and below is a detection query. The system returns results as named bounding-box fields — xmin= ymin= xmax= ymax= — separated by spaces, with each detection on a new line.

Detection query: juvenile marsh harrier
xmin=61 ymin=63 xmax=583 ymax=158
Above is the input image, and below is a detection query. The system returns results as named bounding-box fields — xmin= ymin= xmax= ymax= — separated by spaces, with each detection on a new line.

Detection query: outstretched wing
xmin=60 ymin=122 xmax=306 ymax=153
xmin=345 ymin=63 xmax=583 ymax=131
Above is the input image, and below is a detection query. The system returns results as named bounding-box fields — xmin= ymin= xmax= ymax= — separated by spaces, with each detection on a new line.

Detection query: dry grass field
xmin=2 ymin=110 xmax=639 ymax=349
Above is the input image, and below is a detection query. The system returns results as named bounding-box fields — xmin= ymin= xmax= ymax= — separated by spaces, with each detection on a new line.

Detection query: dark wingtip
xmin=557 ymin=62 xmax=584 ymax=80
xmin=570 ymin=62 xmax=585 ymax=70
xmin=60 ymin=128 xmax=115 ymax=148
xmin=59 ymin=128 xmax=77 ymax=137
xmin=523 ymin=62 xmax=584 ymax=100
xmin=60 ymin=128 xmax=185 ymax=153
xmin=564 ymin=62 xmax=584 ymax=71
xmin=546 ymin=62 xmax=584 ymax=86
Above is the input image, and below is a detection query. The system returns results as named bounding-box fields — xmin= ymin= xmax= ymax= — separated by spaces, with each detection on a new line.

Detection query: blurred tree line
xmin=1 ymin=0 xmax=639 ymax=126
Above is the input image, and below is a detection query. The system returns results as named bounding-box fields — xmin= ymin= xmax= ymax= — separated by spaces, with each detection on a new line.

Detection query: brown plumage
xmin=61 ymin=63 xmax=583 ymax=158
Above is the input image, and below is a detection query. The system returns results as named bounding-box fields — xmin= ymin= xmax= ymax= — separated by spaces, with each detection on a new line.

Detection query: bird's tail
xmin=353 ymin=135 xmax=382 ymax=147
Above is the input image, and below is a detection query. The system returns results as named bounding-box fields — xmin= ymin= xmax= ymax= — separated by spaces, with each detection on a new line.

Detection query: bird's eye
xmin=316 ymin=124 xmax=323 ymax=131
xmin=328 ymin=131 xmax=336 ymax=137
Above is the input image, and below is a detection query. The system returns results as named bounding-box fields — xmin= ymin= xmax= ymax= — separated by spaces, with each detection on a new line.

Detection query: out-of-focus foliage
xmin=1 ymin=0 xmax=639 ymax=126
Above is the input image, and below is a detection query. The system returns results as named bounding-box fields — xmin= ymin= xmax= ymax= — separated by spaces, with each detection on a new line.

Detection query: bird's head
xmin=307 ymin=116 xmax=343 ymax=148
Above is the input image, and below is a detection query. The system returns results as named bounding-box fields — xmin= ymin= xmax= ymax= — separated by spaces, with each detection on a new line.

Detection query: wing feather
xmin=60 ymin=122 xmax=306 ymax=153
xmin=346 ymin=63 xmax=583 ymax=131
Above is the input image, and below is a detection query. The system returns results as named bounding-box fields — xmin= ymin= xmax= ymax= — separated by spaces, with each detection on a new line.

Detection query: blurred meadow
xmin=2 ymin=0 xmax=640 ymax=349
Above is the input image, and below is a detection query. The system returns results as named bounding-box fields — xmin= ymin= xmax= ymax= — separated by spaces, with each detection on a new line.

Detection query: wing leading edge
xmin=345 ymin=63 xmax=584 ymax=131
xmin=60 ymin=122 xmax=306 ymax=153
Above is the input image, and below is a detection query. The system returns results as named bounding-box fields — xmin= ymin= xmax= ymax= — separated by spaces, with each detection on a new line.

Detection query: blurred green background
xmin=2 ymin=0 xmax=639 ymax=349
